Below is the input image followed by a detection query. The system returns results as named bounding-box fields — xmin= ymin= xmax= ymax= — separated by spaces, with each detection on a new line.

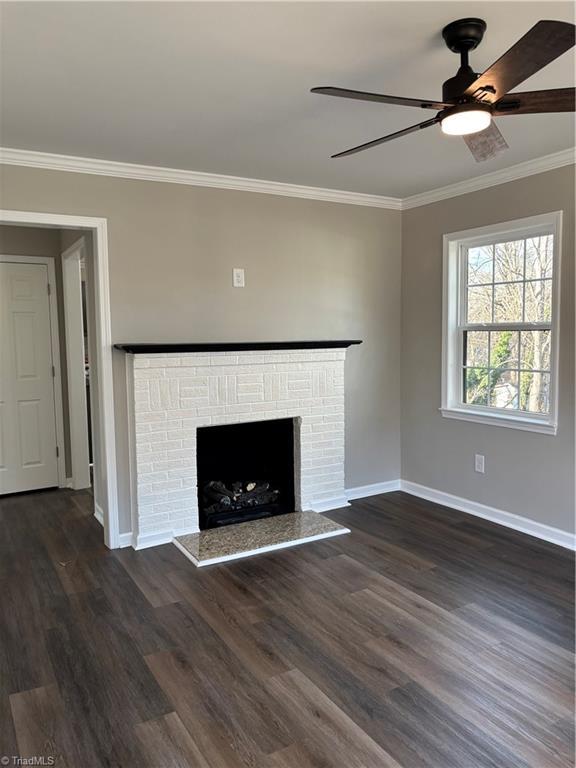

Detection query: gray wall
xmin=401 ymin=165 xmax=575 ymax=533
xmin=1 ymin=165 xmax=403 ymax=533
xmin=3 ymin=163 xmax=573 ymax=538
xmin=0 ymin=224 xmax=73 ymax=476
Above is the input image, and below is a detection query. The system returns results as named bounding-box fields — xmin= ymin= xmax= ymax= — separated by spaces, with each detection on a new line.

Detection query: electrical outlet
xmin=475 ymin=454 xmax=485 ymax=474
xmin=232 ymin=268 xmax=245 ymax=288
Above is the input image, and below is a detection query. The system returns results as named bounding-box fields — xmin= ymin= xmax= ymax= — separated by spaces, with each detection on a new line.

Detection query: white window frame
xmin=441 ymin=211 xmax=562 ymax=435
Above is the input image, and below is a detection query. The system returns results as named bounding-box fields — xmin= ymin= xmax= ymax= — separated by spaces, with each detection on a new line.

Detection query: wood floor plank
xmin=10 ymin=685 xmax=70 ymax=768
xmin=383 ymin=681 xmax=530 ymax=768
xmin=454 ymin=602 xmax=575 ymax=664
xmin=89 ymin=552 xmax=176 ymax=655
xmin=0 ymin=562 xmax=57 ymax=694
xmin=167 ymin=567 xmax=290 ymax=679
xmin=0 ymin=678 xmax=18 ymax=758
xmin=266 ymin=741 xmax=335 ymax=768
xmin=149 ymin=600 xmax=294 ymax=754
xmin=145 ymin=649 xmax=273 ymax=767
xmin=258 ymin=613 xmax=403 ymax=728
xmin=39 ymin=510 xmax=100 ymax=596
xmin=43 ymin=590 xmax=172 ymax=766
xmin=0 ymin=487 xmax=573 ymax=768
xmin=265 ymin=668 xmax=404 ymax=768
xmin=366 ymin=633 xmax=573 ymax=768
xmin=114 ymin=545 xmax=184 ymax=607
xmin=268 ymin=580 xmax=383 ymax=648
xmin=134 ymin=711 xmax=211 ymax=768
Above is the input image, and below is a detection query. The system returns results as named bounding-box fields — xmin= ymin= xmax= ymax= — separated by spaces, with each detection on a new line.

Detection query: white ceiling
xmin=1 ymin=2 xmax=574 ymax=197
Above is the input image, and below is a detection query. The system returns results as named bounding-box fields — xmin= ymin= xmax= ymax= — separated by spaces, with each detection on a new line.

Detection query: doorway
xmin=0 ymin=210 xmax=119 ymax=548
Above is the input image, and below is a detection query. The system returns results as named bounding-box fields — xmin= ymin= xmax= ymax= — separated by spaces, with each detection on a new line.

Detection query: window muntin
xmin=461 ymin=233 xmax=554 ymax=416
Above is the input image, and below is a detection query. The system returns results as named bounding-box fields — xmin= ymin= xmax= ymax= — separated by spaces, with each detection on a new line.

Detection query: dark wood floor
xmin=1 ymin=489 xmax=574 ymax=768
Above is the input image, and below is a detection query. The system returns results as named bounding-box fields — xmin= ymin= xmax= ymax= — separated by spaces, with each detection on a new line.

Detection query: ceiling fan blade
xmin=331 ymin=117 xmax=439 ymax=158
xmin=494 ymin=87 xmax=576 ymax=115
xmin=464 ymin=20 xmax=575 ymax=103
xmin=311 ymin=87 xmax=449 ymax=111
xmin=463 ymin=122 xmax=509 ymax=162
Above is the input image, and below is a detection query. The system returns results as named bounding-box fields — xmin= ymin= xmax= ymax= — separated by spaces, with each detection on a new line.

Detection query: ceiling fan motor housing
xmin=442 ymin=67 xmax=479 ymax=102
xmin=442 ymin=18 xmax=487 ymax=53
xmin=441 ymin=18 xmax=487 ymax=102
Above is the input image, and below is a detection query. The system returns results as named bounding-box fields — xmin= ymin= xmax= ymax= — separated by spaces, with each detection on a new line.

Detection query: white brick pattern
xmin=130 ymin=349 xmax=348 ymax=543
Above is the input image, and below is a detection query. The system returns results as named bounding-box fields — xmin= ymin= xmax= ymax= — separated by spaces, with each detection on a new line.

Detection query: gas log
xmin=203 ymin=480 xmax=280 ymax=516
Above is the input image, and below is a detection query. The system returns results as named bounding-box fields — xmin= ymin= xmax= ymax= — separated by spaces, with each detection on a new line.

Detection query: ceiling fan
xmin=311 ymin=18 xmax=575 ymax=162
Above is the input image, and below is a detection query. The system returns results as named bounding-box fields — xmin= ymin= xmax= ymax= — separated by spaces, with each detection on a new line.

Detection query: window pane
xmin=464 ymin=368 xmax=490 ymax=405
xmin=490 ymin=330 xmax=518 ymax=369
xmin=524 ymin=280 xmax=552 ymax=322
xmin=520 ymin=371 xmax=550 ymax=413
xmin=494 ymin=282 xmax=522 ymax=322
xmin=520 ymin=330 xmax=551 ymax=371
xmin=467 ymin=285 xmax=493 ymax=323
xmin=494 ymin=240 xmax=524 ymax=283
xmin=467 ymin=245 xmax=493 ymax=285
xmin=525 ymin=235 xmax=553 ymax=280
xmin=452 ymin=224 xmax=556 ymax=422
xmin=465 ymin=331 xmax=489 ymax=367
xmin=490 ymin=369 xmax=518 ymax=410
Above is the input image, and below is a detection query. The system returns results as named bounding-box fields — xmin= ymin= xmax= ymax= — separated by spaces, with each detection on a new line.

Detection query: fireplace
xmin=119 ymin=342 xmax=360 ymax=549
xmin=196 ymin=418 xmax=297 ymax=529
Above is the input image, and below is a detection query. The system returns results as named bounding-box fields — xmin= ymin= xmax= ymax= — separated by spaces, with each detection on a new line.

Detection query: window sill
xmin=440 ymin=407 xmax=557 ymax=435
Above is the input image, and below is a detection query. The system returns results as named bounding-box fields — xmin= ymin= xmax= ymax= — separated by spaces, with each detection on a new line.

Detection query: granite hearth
xmin=174 ymin=510 xmax=350 ymax=566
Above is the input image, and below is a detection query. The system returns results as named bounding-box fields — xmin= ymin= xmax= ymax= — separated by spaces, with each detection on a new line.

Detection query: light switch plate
xmin=475 ymin=454 xmax=485 ymax=473
xmin=233 ymin=268 xmax=245 ymax=288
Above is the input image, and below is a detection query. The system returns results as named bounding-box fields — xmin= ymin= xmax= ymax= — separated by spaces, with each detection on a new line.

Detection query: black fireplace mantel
xmin=114 ymin=340 xmax=362 ymax=354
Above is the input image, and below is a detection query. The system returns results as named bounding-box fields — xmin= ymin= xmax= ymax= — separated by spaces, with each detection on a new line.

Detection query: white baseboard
xmin=346 ymin=480 xmax=401 ymax=501
xmin=134 ymin=523 xmax=199 ymax=550
xmin=110 ymin=478 xmax=574 ymax=552
xmin=66 ymin=476 xmax=92 ymax=491
xmin=400 ymin=479 xmax=575 ymax=551
xmin=94 ymin=503 xmax=104 ymax=526
xmin=117 ymin=532 xmax=133 ymax=548
xmin=95 ymin=503 xmax=132 ymax=547
xmin=308 ymin=494 xmax=351 ymax=513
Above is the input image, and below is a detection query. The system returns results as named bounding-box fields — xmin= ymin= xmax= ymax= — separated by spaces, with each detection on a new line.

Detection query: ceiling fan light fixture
xmin=441 ymin=103 xmax=492 ymax=135
xmin=312 ymin=19 xmax=575 ymax=160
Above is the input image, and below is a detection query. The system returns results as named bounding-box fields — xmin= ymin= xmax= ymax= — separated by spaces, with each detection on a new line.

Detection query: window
xmin=442 ymin=213 xmax=561 ymax=434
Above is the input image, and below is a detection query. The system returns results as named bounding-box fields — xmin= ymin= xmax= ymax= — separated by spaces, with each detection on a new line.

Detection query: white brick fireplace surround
xmin=122 ymin=342 xmax=361 ymax=549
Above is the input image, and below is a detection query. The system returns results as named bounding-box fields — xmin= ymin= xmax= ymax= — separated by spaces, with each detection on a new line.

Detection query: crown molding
xmin=0 ymin=147 xmax=402 ymax=210
xmin=1 ymin=146 xmax=573 ymax=211
xmin=401 ymin=148 xmax=575 ymax=210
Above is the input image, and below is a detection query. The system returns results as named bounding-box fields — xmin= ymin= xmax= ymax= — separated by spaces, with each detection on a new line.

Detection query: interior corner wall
xmin=401 ymin=165 xmax=575 ymax=534
xmin=1 ymin=165 xmax=402 ymax=535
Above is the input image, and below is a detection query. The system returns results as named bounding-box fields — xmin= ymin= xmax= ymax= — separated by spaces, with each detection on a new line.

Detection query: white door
xmin=0 ymin=262 xmax=59 ymax=494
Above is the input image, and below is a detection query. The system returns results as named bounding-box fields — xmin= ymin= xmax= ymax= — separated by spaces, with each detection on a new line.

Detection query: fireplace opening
xmin=197 ymin=418 xmax=296 ymax=530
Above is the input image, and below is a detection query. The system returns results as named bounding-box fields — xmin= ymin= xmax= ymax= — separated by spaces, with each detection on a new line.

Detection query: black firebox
xmin=197 ymin=418 xmax=296 ymax=530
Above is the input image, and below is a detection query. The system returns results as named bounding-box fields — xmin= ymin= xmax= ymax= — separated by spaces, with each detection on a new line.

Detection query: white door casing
xmin=0 ymin=211 xmax=119 ymax=550
xmin=0 ymin=261 xmax=59 ymax=493
xmin=62 ymin=238 xmax=91 ymax=489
